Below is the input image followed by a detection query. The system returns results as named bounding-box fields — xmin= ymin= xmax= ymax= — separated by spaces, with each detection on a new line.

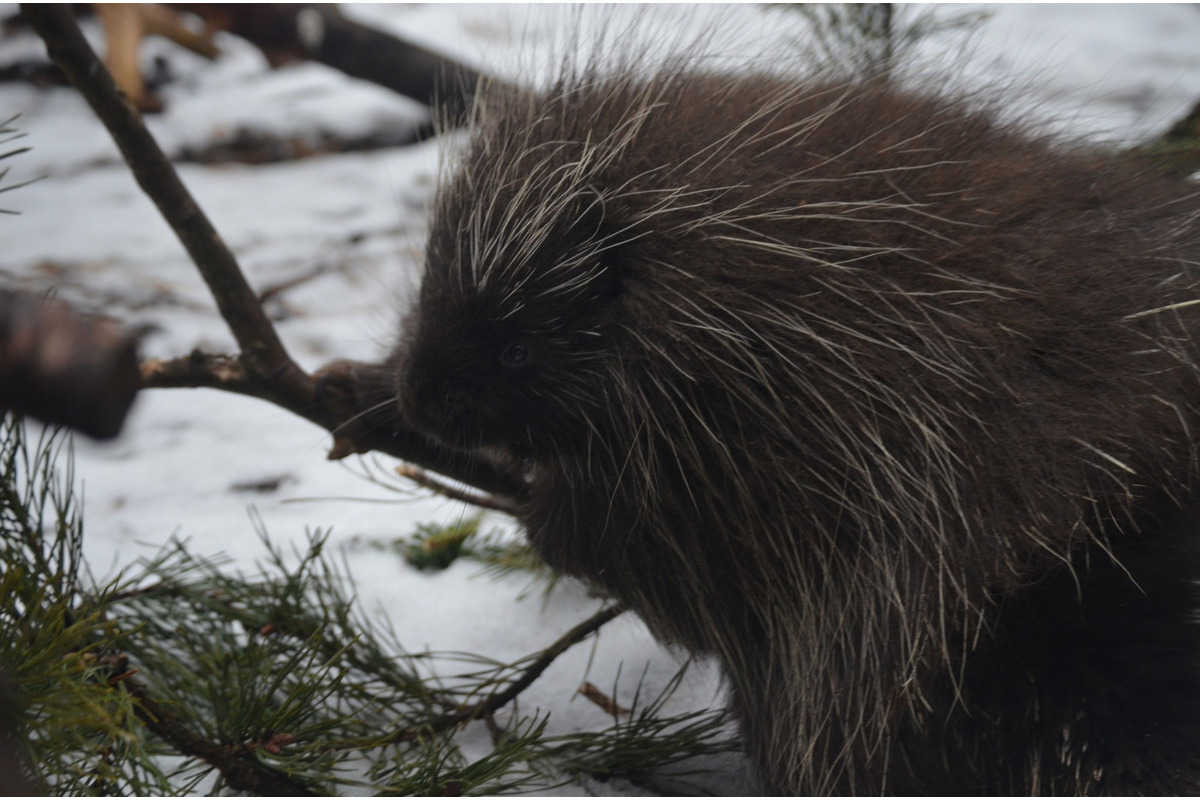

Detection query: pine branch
xmin=1 ymin=417 xmax=734 ymax=795
xmin=402 ymin=603 xmax=627 ymax=741
xmin=122 ymin=678 xmax=319 ymax=797
xmin=463 ymin=603 xmax=626 ymax=720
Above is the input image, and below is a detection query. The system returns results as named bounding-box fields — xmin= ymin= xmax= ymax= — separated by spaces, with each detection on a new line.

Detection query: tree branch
xmin=21 ymin=5 xmax=294 ymax=383
xmin=22 ymin=4 xmax=522 ymax=499
xmin=122 ymin=677 xmax=318 ymax=796
xmin=461 ymin=604 xmax=626 ymax=723
xmin=140 ymin=351 xmax=253 ymax=393
xmin=394 ymin=464 xmax=521 ymax=516
xmin=390 ymin=604 xmax=627 ymax=742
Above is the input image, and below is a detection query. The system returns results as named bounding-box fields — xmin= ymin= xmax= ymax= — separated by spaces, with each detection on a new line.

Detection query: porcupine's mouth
xmin=406 ymin=399 xmax=535 ymax=465
xmin=407 ymin=407 xmax=482 ymax=454
xmin=398 ymin=393 xmax=465 ymax=450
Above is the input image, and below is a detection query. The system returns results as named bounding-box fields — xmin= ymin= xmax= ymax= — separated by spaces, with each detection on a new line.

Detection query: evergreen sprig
xmin=0 ymin=415 xmax=149 ymax=794
xmin=0 ymin=414 xmax=738 ymax=795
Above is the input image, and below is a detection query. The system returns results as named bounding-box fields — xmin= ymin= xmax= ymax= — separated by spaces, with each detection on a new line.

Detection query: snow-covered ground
xmin=3 ymin=3 xmax=1200 ymax=794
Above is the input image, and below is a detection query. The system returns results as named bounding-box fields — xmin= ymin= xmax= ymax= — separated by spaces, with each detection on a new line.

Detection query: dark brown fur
xmin=388 ymin=65 xmax=1200 ymax=794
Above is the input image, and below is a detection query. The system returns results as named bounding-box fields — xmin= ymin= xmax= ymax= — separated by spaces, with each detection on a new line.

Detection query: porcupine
xmin=352 ymin=47 xmax=1200 ymax=795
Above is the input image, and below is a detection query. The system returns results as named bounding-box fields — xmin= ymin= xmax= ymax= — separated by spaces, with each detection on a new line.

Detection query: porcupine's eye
xmin=500 ymin=341 xmax=532 ymax=368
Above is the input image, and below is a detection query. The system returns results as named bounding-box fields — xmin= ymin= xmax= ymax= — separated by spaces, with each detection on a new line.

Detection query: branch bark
xmin=22 ymin=3 xmax=521 ymax=499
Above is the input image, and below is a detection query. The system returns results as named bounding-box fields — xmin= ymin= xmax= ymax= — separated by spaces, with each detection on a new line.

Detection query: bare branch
xmin=21 ymin=4 xmax=298 ymax=385
xmin=21 ymin=4 xmax=523 ymax=499
xmin=395 ymin=464 xmax=522 ymax=516
xmin=139 ymin=351 xmax=259 ymax=395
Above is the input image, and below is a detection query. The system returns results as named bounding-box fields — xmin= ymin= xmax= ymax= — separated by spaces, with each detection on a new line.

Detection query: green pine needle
xmin=0 ymin=414 xmax=739 ymax=795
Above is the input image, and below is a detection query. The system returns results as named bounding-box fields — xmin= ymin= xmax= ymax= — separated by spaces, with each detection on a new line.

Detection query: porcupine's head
xmin=393 ymin=83 xmax=633 ymax=466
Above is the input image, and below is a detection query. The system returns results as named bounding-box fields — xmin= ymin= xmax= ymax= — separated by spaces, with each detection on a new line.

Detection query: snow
xmin=2 ymin=3 xmax=1200 ymax=794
